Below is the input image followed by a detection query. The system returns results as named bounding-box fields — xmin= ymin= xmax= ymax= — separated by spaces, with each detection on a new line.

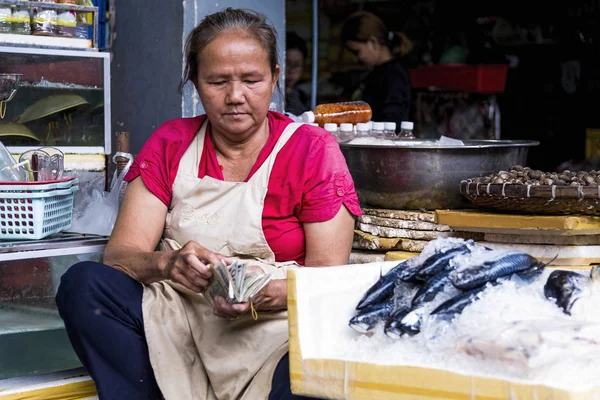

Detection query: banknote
xmin=205 ymin=260 xmax=272 ymax=304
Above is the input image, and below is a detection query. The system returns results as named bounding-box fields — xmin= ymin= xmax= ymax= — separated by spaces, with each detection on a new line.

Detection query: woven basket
xmin=460 ymin=180 xmax=600 ymax=216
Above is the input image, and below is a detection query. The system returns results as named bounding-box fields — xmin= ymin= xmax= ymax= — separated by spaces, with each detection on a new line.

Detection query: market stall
xmin=287 ymin=94 xmax=600 ymax=399
xmin=0 ymin=2 xmax=113 ymax=398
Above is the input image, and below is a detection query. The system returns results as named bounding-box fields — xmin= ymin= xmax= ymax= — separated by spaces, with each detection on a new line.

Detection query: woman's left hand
xmin=213 ymin=296 xmax=250 ymax=319
xmin=212 ymin=279 xmax=287 ymax=319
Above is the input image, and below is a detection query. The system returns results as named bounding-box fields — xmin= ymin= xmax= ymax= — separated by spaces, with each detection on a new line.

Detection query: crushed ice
xmin=331 ymin=241 xmax=600 ymax=392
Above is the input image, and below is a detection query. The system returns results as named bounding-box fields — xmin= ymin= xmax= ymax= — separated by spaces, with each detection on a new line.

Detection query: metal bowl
xmin=340 ymin=139 xmax=540 ymax=210
xmin=0 ymin=73 xmax=22 ymax=102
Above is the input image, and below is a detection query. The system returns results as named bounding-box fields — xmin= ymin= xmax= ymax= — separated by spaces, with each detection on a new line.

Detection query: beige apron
xmin=142 ymin=121 xmax=303 ymax=400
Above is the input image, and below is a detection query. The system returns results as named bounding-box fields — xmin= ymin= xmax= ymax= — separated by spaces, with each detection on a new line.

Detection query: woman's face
xmin=345 ymin=39 xmax=378 ymax=68
xmin=196 ymin=32 xmax=279 ymax=140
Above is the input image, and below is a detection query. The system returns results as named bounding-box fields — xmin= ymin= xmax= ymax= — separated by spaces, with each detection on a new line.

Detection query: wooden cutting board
xmin=358 ymin=215 xmax=451 ymax=231
xmin=361 ymin=207 xmax=435 ymax=222
xmin=349 ymin=250 xmax=387 ymax=264
xmin=484 ymin=233 xmax=600 ymax=245
xmin=357 ymin=222 xmax=484 ymax=241
xmin=384 ymin=250 xmax=595 ymax=270
xmin=435 ymin=210 xmax=600 ymax=236
xmin=384 ymin=251 xmax=421 ymax=262
xmin=353 ymin=230 xmax=430 ymax=252
xmin=481 ymin=241 xmax=600 ymax=266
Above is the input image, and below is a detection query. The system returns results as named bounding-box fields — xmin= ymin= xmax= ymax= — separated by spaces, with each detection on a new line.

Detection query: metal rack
xmin=0 ymin=0 xmax=99 ymax=49
xmin=0 ymin=232 xmax=108 ymax=261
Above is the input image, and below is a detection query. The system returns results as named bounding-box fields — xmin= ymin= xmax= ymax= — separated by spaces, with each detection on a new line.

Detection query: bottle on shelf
xmin=0 ymin=7 xmax=11 ymax=34
xmin=398 ymin=121 xmax=415 ymax=139
xmin=300 ymin=101 xmax=372 ymax=127
xmin=371 ymin=122 xmax=385 ymax=139
xmin=384 ymin=122 xmax=397 ymax=138
xmin=338 ymin=123 xmax=354 ymax=141
xmin=12 ymin=6 xmax=31 ymax=35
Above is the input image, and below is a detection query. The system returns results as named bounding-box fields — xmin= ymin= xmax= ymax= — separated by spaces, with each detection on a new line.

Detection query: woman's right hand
xmin=161 ymin=241 xmax=228 ymax=293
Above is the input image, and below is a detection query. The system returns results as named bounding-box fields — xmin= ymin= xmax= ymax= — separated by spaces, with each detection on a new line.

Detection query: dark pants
xmin=56 ymin=261 xmax=320 ymax=400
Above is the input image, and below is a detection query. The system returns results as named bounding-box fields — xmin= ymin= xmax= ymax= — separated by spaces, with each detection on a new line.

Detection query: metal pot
xmin=340 ymin=139 xmax=540 ymax=210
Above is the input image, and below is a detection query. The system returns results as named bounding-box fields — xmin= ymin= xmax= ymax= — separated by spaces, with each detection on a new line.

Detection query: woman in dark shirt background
xmin=342 ymin=11 xmax=413 ymax=129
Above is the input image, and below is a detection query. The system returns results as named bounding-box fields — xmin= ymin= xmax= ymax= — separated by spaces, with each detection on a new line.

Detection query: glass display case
xmin=0 ymin=233 xmax=107 ymax=382
xmin=0 ymin=45 xmax=110 ymax=156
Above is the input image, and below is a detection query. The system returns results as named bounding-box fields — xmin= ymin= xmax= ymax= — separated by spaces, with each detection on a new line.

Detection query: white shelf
xmin=0 ymin=34 xmax=92 ymax=50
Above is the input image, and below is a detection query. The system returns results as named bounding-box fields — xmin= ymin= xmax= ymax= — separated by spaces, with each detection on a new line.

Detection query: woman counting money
xmin=56 ymin=7 xmax=361 ymax=400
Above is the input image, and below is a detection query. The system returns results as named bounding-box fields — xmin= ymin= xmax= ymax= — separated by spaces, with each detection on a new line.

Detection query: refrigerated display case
xmin=0 ymin=233 xmax=107 ymax=394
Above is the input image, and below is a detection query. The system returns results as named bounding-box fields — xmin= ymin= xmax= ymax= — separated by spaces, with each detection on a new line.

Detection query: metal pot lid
xmin=0 ymin=122 xmax=40 ymax=142
xmin=17 ymin=94 xmax=89 ymax=124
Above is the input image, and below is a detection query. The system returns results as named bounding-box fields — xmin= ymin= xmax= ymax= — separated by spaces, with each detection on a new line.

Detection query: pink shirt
xmin=125 ymin=111 xmax=362 ymax=264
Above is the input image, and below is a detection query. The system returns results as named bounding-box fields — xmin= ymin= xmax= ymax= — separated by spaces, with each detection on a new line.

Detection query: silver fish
xmin=411 ymin=269 xmax=460 ymax=309
xmin=430 ymin=284 xmax=491 ymax=322
xmin=398 ymin=307 xmax=426 ymax=335
xmin=384 ymin=309 xmax=411 ymax=339
xmin=544 ymin=270 xmax=590 ymax=315
xmin=413 ymin=242 xmax=474 ymax=281
xmin=591 ymin=266 xmax=600 ymax=281
xmin=450 ymin=251 xmax=543 ymax=290
xmin=383 ymin=281 xmax=421 ymax=339
xmin=355 ymin=260 xmax=416 ymax=311
xmin=392 ymin=280 xmax=420 ymax=314
xmin=349 ymin=300 xmax=394 ymax=333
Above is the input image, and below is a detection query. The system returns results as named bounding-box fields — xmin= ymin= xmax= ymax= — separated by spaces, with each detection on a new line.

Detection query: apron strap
xmin=177 ymin=120 xmax=208 ymax=177
xmin=250 ymin=122 xmax=305 ymax=187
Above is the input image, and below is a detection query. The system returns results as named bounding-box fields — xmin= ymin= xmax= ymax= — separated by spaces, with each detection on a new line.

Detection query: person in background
xmin=56 ymin=8 xmax=360 ymax=400
xmin=285 ymin=31 xmax=310 ymax=116
xmin=341 ymin=11 xmax=413 ymax=129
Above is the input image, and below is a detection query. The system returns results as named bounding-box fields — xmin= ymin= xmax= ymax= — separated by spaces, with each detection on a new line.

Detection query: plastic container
xmin=324 ymin=123 xmax=338 ymax=137
xmin=0 ymin=141 xmax=18 ymax=175
xmin=398 ymin=121 xmax=415 ymax=139
xmin=338 ymin=123 xmax=354 ymax=141
xmin=56 ymin=10 xmax=76 ymax=37
xmin=0 ymin=177 xmax=79 ymax=240
xmin=384 ymin=122 xmax=397 ymax=138
xmin=300 ymin=101 xmax=373 ymax=127
xmin=32 ymin=9 xmax=57 ymax=36
xmin=371 ymin=122 xmax=385 ymax=138
xmin=12 ymin=7 xmax=31 ymax=35
xmin=355 ymin=123 xmax=370 ymax=138
xmin=0 ymin=7 xmax=11 ymax=34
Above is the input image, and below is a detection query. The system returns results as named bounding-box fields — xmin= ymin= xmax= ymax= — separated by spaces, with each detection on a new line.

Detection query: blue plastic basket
xmin=0 ymin=178 xmax=79 ymax=240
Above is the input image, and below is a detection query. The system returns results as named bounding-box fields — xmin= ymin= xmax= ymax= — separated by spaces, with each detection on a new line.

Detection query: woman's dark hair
xmin=179 ymin=8 xmax=279 ymax=93
xmin=286 ymin=31 xmax=307 ymax=60
xmin=341 ymin=11 xmax=413 ymax=58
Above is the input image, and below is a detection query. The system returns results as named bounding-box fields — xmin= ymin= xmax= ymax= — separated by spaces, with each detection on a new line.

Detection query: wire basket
xmin=460 ymin=180 xmax=600 ymax=216
xmin=0 ymin=177 xmax=79 ymax=240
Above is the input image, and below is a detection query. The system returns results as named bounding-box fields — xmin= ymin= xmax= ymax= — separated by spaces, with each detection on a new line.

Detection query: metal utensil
xmin=0 ymin=73 xmax=22 ymax=119
xmin=0 ymin=73 xmax=22 ymax=103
